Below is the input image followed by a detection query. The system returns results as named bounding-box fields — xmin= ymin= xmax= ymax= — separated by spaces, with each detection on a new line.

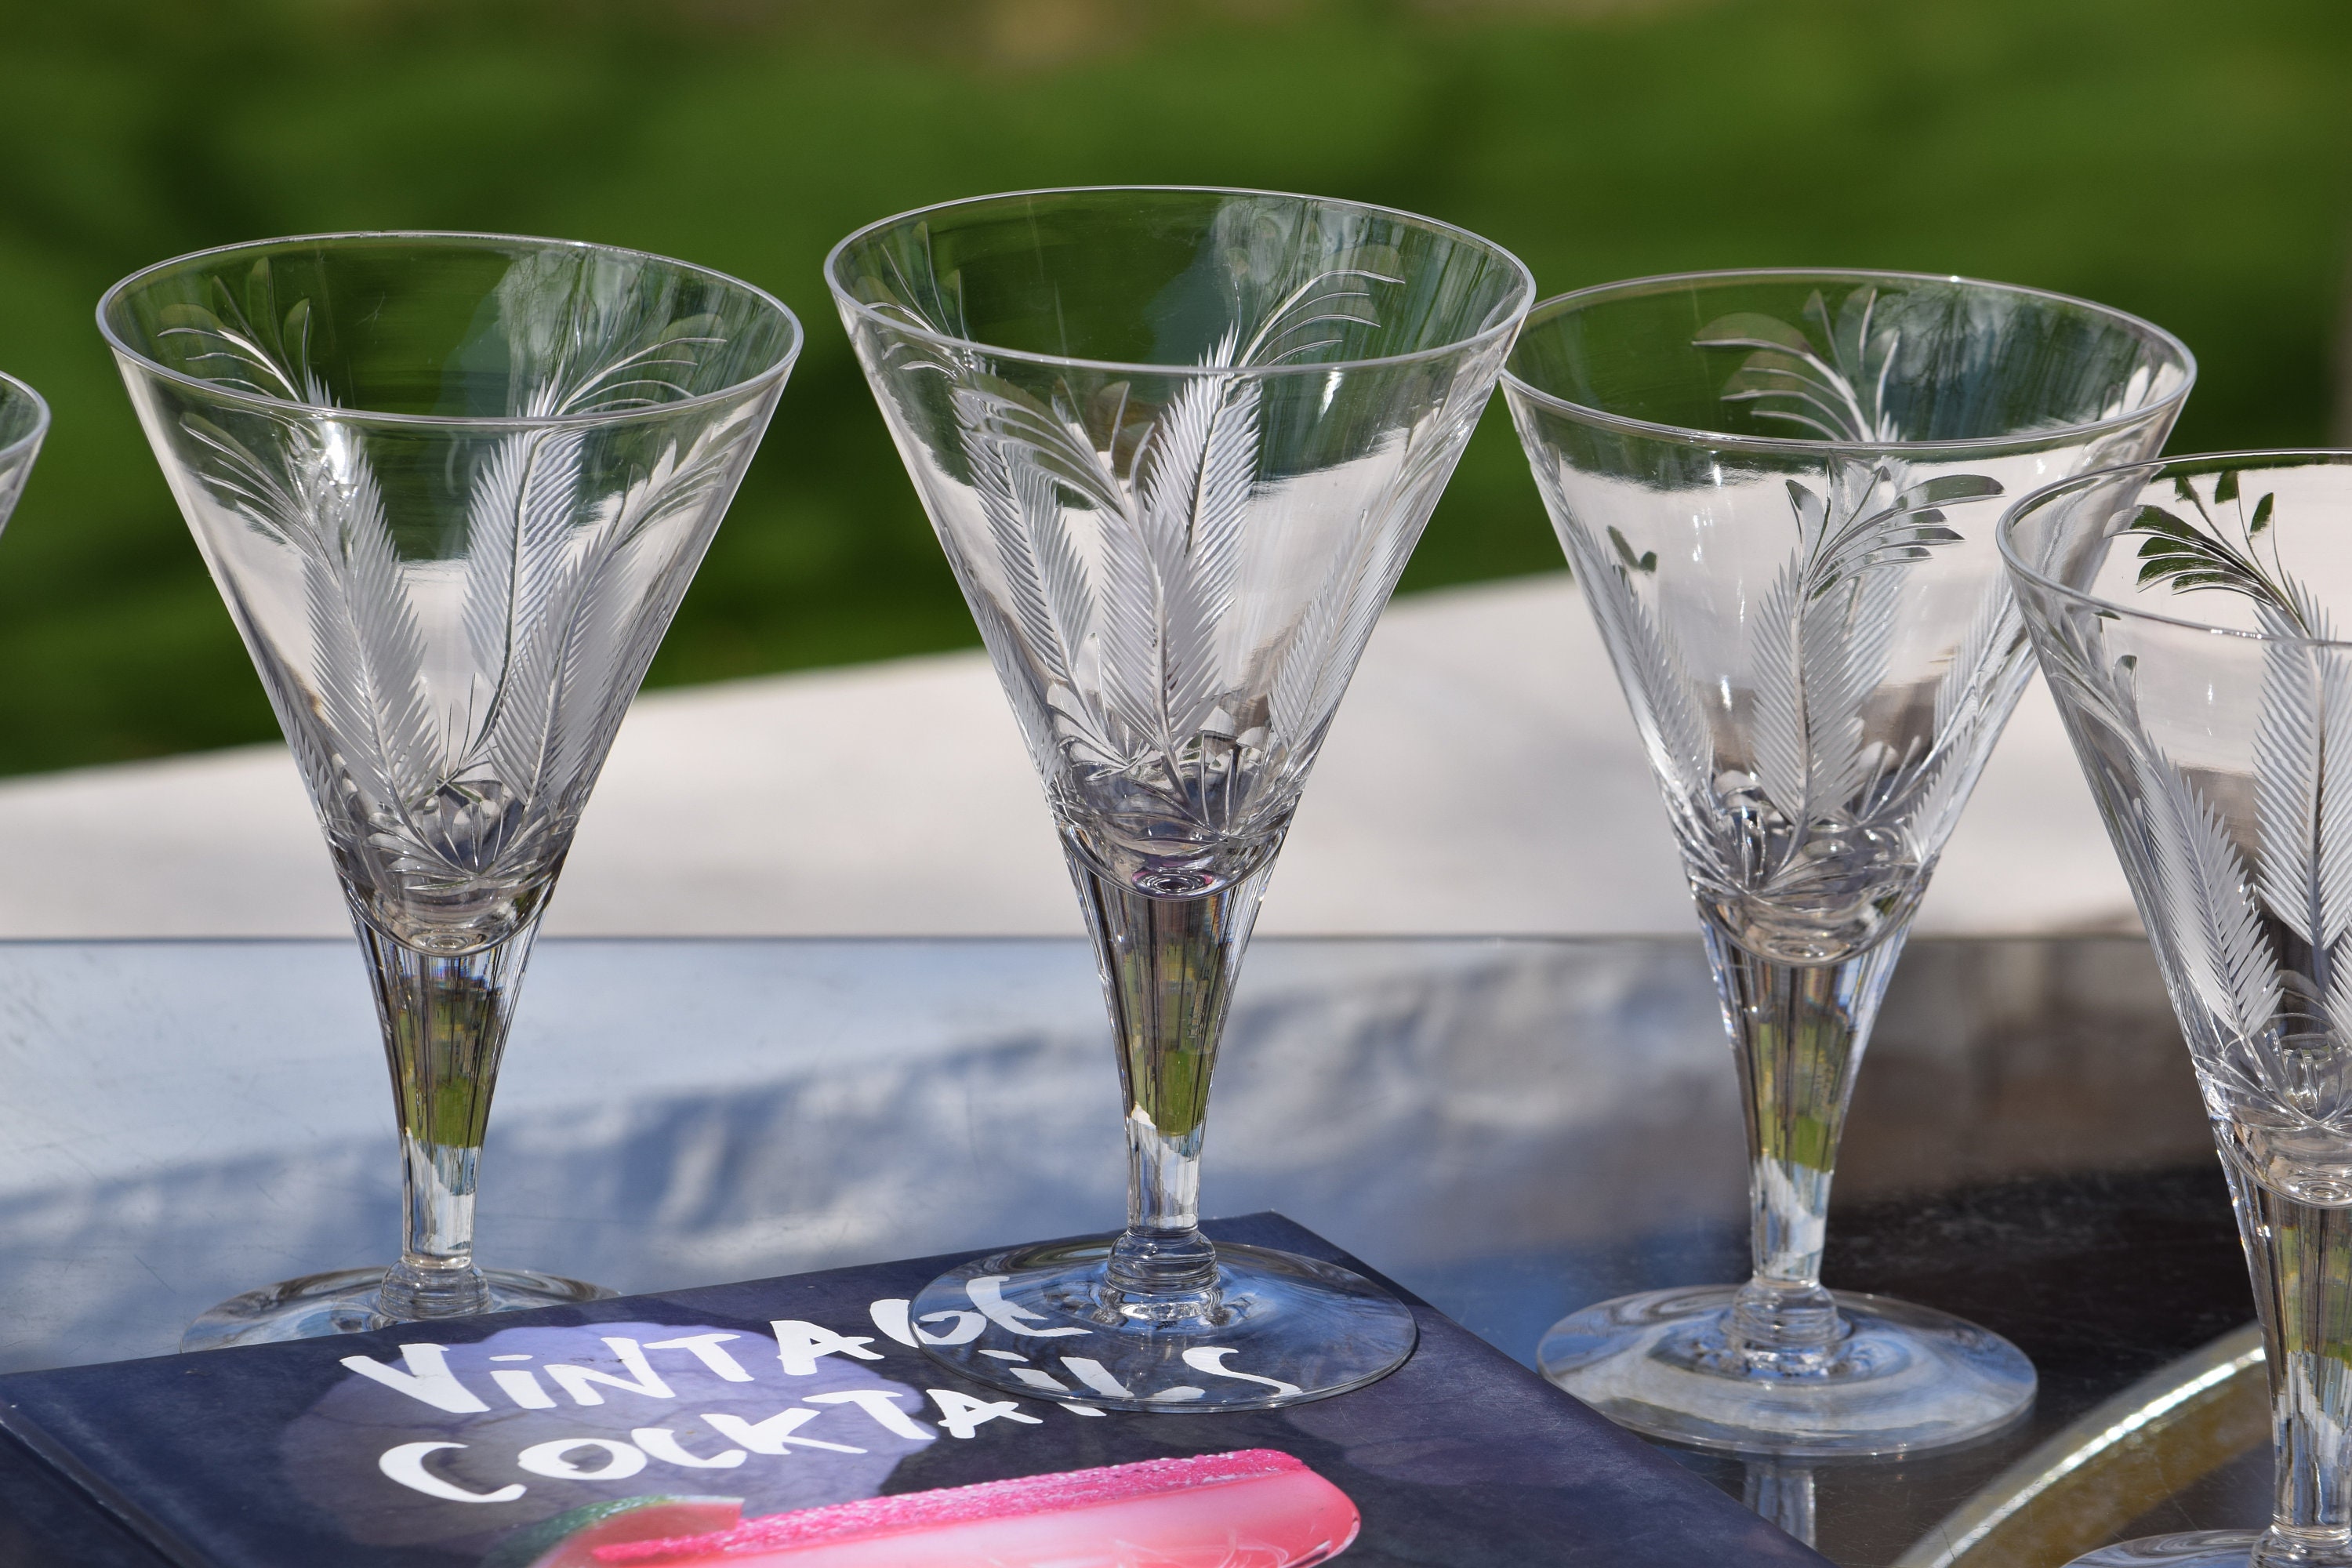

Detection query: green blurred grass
xmin=0 ymin=0 xmax=2343 ymax=774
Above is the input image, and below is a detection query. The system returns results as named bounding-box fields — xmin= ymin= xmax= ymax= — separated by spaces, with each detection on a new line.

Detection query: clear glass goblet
xmin=2008 ymin=452 xmax=2352 ymax=1568
xmin=829 ymin=187 xmax=1533 ymax=1410
xmin=1504 ymin=269 xmax=2194 ymax=1454
xmin=0 ymin=372 xmax=46 ymax=532
xmin=100 ymin=233 xmax=800 ymax=1348
xmin=0 ymin=371 xmax=49 ymax=540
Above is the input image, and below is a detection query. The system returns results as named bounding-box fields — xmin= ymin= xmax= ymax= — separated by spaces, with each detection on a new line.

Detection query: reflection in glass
xmin=1894 ymin=1324 xmax=2263 ymax=1567
xmin=2007 ymin=453 xmax=2352 ymax=1566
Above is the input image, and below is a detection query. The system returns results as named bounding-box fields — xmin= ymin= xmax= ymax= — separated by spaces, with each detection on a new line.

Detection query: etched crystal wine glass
xmin=0 ymin=372 xmax=49 ymax=543
xmin=1504 ymin=269 xmax=2194 ymax=1454
xmin=829 ymin=187 xmax=1533 ymax=1410
xmin=2007 ymin=452 xmax=2352 ymax=1568
xmin=100 ymin=233 xmax=800 ymax=1347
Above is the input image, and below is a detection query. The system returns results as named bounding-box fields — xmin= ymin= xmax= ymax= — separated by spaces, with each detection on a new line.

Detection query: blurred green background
xmin=0 ymin=0 xmax=2345 ymax=775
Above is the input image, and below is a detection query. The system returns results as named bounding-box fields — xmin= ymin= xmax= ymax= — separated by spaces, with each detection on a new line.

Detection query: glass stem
xmin=2222 ymin=1153 xmax=2352 ymax=1568
xmin=1067 ymin=846 xmax=1273 ymax=1320
xmin=1740 ymin=1461 xmax=1817 ymax=1546
xmin=1700 ymin=917 xmax=1910 ymax=1365
xmin=358 ymin=914 xmax=541 ymax=1322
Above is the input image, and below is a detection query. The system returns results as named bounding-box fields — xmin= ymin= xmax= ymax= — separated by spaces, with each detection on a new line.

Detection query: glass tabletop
xmin=0 ymin=934 xmax=2260 ymax=1565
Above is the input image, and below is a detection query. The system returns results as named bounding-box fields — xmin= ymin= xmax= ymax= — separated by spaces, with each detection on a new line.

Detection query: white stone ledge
xmin=0 ymin=574 xmax=2133 ymax=937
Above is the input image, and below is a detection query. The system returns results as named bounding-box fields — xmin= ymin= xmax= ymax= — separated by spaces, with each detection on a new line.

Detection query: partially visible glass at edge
xmin=2003 ymin=451 xmax=2352 ymax=1568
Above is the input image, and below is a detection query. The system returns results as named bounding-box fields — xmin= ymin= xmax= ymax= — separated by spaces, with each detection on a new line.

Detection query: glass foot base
xmin=181 ymin=1265 xmax=615 ymax=1352
xmin=909 ymin=1236 xmax=1417 ymax=1412
xmin=1538 ymin=1283 xmax=2034 ymax=1457
xmin=2067 ymin=1533 xmax=2269 ymax=1566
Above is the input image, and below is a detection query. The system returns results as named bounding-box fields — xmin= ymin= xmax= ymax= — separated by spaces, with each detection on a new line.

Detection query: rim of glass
xmin=822 ymin=183 xmax=1537 ymax=379
xmin=0 ymin=371 xmax=50 ymax=472
xmin=96 ymin=230 xmax=804 ymax=431
xmin=1501 ymin=266 xmax=2197 ymax=459
xmin=1998 ymin=448 xmax=2352 ymax=648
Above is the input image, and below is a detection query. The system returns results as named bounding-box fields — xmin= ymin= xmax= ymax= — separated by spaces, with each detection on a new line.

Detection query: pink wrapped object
xmin=596 ymin=1449 xmax=1359 ymax=1568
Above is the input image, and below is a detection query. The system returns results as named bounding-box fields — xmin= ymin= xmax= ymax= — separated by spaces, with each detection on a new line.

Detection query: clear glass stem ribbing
xmin=1080 ymin=851 xmax=1269 ymax=1315
xmin=368 ymin=918 xmax=535 ymax=1320
xmin=1714 ymin=924 xmax=1907 ymax=1367
xmin=2227 ymin=1159 xmax=2352 ymax=1567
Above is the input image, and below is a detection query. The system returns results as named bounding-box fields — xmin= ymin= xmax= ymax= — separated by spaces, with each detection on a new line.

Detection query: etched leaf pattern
xmin=868 ymin=234 xmax=1446 ymax=851
xmin=1688 ymin=289 xmax=2005 ymax=902
xmin=1746 ymin=471 xmax=2003 ymax=836
xmin=161 ymin=260 xmax=757 ymax=898
xmin=2049 ymin=474 xmax=2352 ymax=1177
xmin=1695 ymin=288 xmax=1904 ymax=444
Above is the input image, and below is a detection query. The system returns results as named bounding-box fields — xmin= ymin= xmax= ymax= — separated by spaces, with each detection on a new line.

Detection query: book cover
xmin=0 ymin=1214 xmax=1824 ymax=1566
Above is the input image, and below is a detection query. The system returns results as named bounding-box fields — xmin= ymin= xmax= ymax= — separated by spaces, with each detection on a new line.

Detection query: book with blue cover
xmin=0 ymin=1214 xmax=1825 ymax=1566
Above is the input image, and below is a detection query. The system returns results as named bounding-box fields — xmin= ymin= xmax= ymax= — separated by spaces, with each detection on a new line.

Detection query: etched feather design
xmin=156 ymin=260 xmax=331 ymax=408
xmin=2136 ymin=742 xmax=2283 ymax=1075
xmin=2126 ymin=474 xmax=2352 ymax=1059
xmin=162 ymin=258 xmax=746 ymax=887
xmin=1896 ymin=585 xmax=2031 ymax=853
xmin=162 ymin=265 xmax=437 ymax=816
xmin=2254 ymin=633 xmax=2352 ymax=966
xmin=883 ymin=241 xmax=1403 ymax=836
xmin=1133 ymin=339 xmax=1261 ymax=750
xmin=459 ymin=292 xmax=728 ymax=750
xmin=951 ymin=376 xmax=1160 ymax=757
xmin=459 ymin=422 xmax=586 ymax=743
xmin=1695 ymin=287 xmax=1900 ymax=445
xmin=1693 ymin=289 xmax=1998 ymax=879
xmin=964 ymin=386 xmax=1093 ymax=720
xmin=297 ymin=437 xmax=439 ymax=811
xmin=486 ymin=401 xmax=763 ymax=810
xmin=1933 ymin=583 xmax=2023 ymax=741
xmin=1745 ymin=470 xmax=1995 ymax=848
xmin=2039 ymin=597 xmax=2283 ymax=1087
xmin=0 ymin=454 xmax=31 ymax=536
